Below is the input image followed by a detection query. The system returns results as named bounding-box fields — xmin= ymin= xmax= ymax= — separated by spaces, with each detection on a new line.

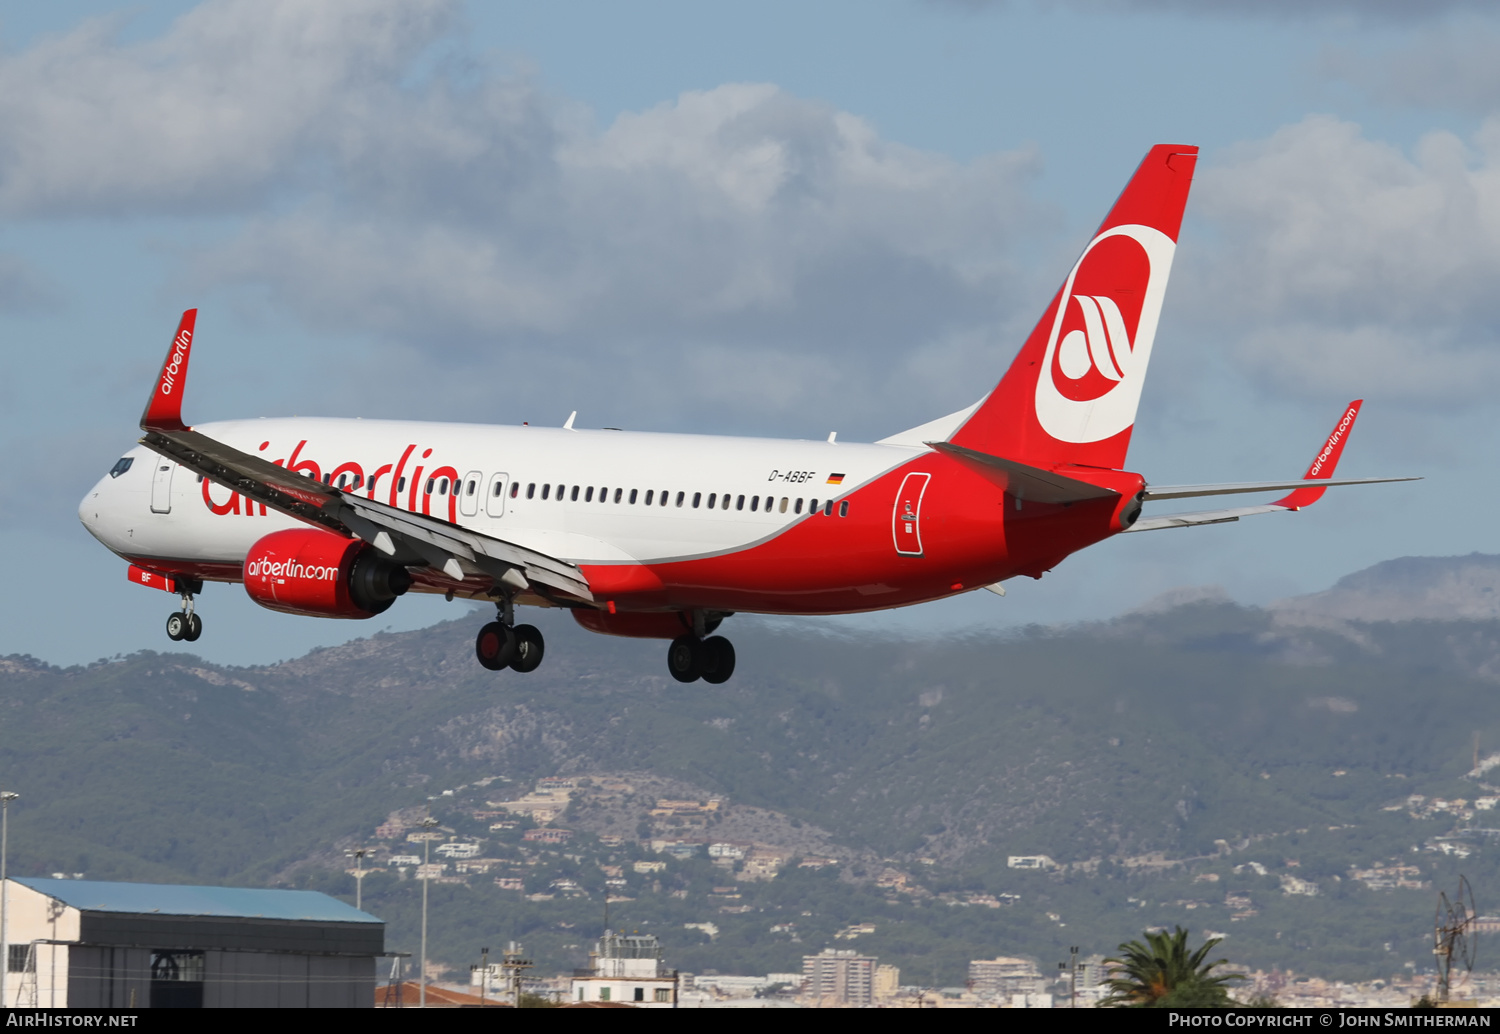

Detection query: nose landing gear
xmin=475 ymin=595 xmax=546 ymax=674
xmin=164 ymin=581 xmax=204 ymax=642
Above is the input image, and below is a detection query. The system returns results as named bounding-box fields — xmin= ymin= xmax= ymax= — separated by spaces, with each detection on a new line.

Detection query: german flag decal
xmin=826 ymin=473 xmax=845 ymax=485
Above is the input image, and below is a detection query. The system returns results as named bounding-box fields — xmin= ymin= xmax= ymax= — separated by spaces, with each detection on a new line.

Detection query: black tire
xmin=667 ymin=635 xmax=702 ymax=683
xmin=475 ymin=622 xmax=516 ymax=671
xmin=184 ymin=613 xmax=203 ymax=642
xmin=700 ymin=636 xmax=736 ymax=684
xmin=165 ymin=612 xmax=187 ymax=642
xmin=509 ymin=624 xmax=545 ymax=673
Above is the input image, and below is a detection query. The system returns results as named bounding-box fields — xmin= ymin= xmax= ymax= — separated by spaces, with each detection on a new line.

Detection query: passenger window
xmin=794 ymin=498 xmax=803 ymax=514
xmin=644 ymin=490 xmax=653 ymax=505
xmin=614 ymin=488 xmax=623 ymax=503
xmin=323 ymin=472 xmax=331 ymax=484
xmin=585 ymin=487 xmax=594 ymax=503
xmin=109 ymin=457 xmax=134 ymax=478
xmin=824 ymin=500 xmax=834 ymax=516
xmin=353 ymin=475 xmax=363 ymax=489
xmin=629 ymin=489 xmax=637 ymax=504
xmin=467 ymin=479 xmax=477 ymax=496
xmin=809 ymin=498 xmax=818 ymax=513
xmin=600 ymin=487 xmax=608 ymax=502
xmin=425 ymin=479 xmax=434 ymax=494
xmin=661 ymin=490 xmax=669 ymax=507
xmin=557 ymin=484 xmax=564 ymax=500
xmin=736 ymin=495 xmax=744 ymax=510
xmin=676 ymin=492 xmax=685 ymax=507
xmin=750 ymin=496 xmax=759 ymax=512
xmin=706 ymin=493 xmax=715 ymax=509
xmin=527 ymin=483 xmax=535 ymax=499
xmin=779 ymin=497 xmax=789 ymax=513
xmin=840 ymin=501 xmax=850 ymax=517
xmin=439 ymin=478 xmax=449 ymax=495
xmin=398 ymin=477 xmax=407 ymax=492
xmin=570 ymin=486 xmax=579 ymax=502
xmin=542 ymin=484 xmax=551 ymax=500
xmin=511 ymin=482 xmax=520 ymax=498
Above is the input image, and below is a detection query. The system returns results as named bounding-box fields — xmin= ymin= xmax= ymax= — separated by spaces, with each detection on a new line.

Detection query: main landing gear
xmin=164 ymin=580 xmax=205 ymax=643
xmin=475 ymin=596 xmax=545 ymax=674
xmin=667 ymin=634 xmax=736 ymax=685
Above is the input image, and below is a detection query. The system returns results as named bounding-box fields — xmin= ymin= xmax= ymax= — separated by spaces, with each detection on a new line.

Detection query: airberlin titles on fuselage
xmin=197 ymin=438 xmax=852 ymax=525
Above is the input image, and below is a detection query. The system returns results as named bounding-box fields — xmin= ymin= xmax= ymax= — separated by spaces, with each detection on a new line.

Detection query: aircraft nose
xmin=79 ymin=476 xmax=107 ymax=536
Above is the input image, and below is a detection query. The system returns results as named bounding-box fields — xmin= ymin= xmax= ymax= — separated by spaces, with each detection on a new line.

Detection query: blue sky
xmin=1 ymin=0 xmax=1497 ymax=666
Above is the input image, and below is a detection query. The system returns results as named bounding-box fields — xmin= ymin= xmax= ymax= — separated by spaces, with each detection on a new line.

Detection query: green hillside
xmin=2 ymin=588 xmax=1499 ymax=985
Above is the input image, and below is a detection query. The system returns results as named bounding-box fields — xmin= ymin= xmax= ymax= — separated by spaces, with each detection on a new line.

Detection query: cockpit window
xmin=109 ymin=457 xmax=134 ymax=479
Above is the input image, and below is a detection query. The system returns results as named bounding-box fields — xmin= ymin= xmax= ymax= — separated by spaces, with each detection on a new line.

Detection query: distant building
xmin=570 ymin=932 xmax=677 ymax=1007
xmin=522 ymin=828 xmax=572 ymax=844
xmin=1006 ymin=855 xmax=1057 ymax=870
xmin=969 ymin=956 xmax=1046 ymax=999
xmin=803 ymin=949 xmax=876 ymax=1006
xmin=1 ymin=877 xmax=382 ymax=1008
xmin=873 ymin=964 xmax=900 ymax=999
xmin=435 ymin=842 xmax=480 ymax=859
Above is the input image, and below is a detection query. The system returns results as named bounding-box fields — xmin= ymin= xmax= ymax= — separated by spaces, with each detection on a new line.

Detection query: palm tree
xmin=1100 ymin=926 xmax=1244 ymax=1007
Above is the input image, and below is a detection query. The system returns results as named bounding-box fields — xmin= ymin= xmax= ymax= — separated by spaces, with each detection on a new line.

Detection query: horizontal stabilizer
xmin=1124 ymin=504 xmax=1289 ymax=533
xmin=926 ymin=441 xmax=1119 ymax=504
xmin=1143 ymin=476 xmax=1418 ymax=502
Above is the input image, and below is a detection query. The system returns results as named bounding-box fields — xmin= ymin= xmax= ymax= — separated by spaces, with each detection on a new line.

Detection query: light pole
xmin=1 ymin=790 xmax=18 ymax=1010
xmin=418 ymin=818 xmax=438 ymax=1009
xmin=346 ymin=848 xmax=368 ymax=913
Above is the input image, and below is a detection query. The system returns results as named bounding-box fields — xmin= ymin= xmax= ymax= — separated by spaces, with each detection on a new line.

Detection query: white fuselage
xmin=81 ymin=416 xmax=918 ymax=587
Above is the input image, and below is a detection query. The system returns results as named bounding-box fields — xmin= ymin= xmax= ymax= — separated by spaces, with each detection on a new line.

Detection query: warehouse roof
xmin=13 ymin=878 xmax=380 ymax=924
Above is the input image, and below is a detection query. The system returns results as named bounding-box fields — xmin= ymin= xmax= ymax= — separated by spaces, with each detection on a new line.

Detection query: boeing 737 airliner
xmin=78 ymin=145 xmax=1415 ymax=683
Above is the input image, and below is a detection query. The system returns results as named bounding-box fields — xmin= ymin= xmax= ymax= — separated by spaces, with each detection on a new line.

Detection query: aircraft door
xmin=458 ymin=470 xmax=482 ymax=517
xmin=485 ymin=473 xmax=509 ymax=518
xmin=150 ymin=461 xmax=175 ymax=514
xmin=892 ymin=472 xmax=930 ymax=557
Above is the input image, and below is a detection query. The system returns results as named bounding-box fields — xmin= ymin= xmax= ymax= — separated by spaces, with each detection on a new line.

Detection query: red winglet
xmin=1273 ymin=400 xmax=1363 ymax=510
xmin=140 ymin=309 xmax=197 ymax=432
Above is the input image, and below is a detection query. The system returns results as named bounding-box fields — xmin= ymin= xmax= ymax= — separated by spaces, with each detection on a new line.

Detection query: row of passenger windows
xmin=511 ymin=482 xmax=851 ymax=517
xmin=287 ymin=469 xmax=852 ymax=518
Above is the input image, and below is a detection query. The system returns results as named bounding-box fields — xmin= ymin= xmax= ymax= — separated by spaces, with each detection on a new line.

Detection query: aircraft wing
xmin=136 ymin=310 xmax=593 ymax=603
xmin=1124 ymin=400 xmax=1417 ymax=533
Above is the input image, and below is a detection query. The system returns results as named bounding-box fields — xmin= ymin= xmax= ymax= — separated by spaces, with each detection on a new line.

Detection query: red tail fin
xmin=948 ymin=145 xmax=1198 ymax=470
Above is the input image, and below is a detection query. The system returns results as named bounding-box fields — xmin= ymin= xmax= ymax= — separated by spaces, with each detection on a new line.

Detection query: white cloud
xmin=0 ymin=0 xmax=1054 ymax=435
xmin=1183 ymin=115 xmax=1500 ymax=406
xmin=0 ymin=0 xmax=455 ymax=215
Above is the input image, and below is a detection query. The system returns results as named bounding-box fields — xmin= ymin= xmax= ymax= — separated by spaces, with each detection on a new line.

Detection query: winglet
xmin=140 ymin=309 xmax=197 ymax=432
xmin=1273 ymin=400 xmax=1362 ymax=510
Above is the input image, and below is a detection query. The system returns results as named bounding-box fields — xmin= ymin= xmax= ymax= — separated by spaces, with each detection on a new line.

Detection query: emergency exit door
xmin=892 ymin=472 xmax=930 ymax=556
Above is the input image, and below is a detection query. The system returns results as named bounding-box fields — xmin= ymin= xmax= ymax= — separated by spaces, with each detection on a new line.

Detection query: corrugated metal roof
xmin=12 ymin=878 xmax=381 ymax=924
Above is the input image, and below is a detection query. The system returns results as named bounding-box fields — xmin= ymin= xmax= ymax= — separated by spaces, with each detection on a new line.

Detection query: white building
xmin=435 ymin=842 xmax=480 ymax=859
xmin=569 ymin=932 xmax=677 ymax=1007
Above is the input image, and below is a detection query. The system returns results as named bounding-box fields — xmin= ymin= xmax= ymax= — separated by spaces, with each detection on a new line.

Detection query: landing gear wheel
xmin=699 ymin=636 xmax=736 ymax=684
xmin=509 ymin=624 xmax=545 ymax=673
xmin=165 ymin=612 xmax=187 ymax=642
xmin=476 ymin=622 xmax=517 ymax=671
xmin=184 ymin=613 xmax=203 ymax=642
xmin=667 ymin=635 xmax=702 ymax=683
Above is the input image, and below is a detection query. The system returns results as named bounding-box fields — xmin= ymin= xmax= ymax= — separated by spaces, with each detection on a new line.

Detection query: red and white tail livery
xmin=78 ymin=145 xmax=1417 ymax=683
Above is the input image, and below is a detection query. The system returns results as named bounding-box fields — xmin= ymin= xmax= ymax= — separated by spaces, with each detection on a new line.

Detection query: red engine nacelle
xmin=243 ymin=528 xmax=411 ymax=619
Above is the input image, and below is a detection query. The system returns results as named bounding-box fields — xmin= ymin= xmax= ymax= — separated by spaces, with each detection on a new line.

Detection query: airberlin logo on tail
xmin=160 ymin=328 xmax=191 ymax=396
xmin=1034 ymin=224 xmax=1177 ymax=445
xmin=1307 ymin=405 xmax=1359 ymax=479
